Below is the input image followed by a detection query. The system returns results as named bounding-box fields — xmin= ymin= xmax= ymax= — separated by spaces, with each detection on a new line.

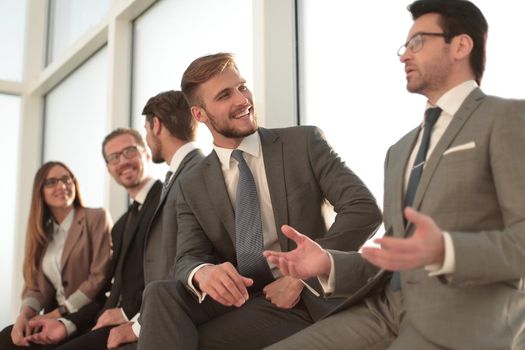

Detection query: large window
xmin=47 ymin=0 xmax=109 ymax=64
xmin=298 ymin=0 xmax=525 ymax=215
xmin=44 ymin=47 xmax=108 ymax=207
xmin=131 ymin=0 xmax=253 ymax=178
xmin=0 ymin=0 xmax=26 ymax=81
xmin=0 ymin=94 xmax=21 ymax=327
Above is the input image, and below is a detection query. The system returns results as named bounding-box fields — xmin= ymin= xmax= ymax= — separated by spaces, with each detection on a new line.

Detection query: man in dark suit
xmin=25 ymin=128 xmax=162 ymax=350
xmin=107 ymin=91 xmax=205 ymax=349
xmin=264 ymin=1 xmax=525 ymax=349
xmin=137 ymin=53 xmax=382 ymax=349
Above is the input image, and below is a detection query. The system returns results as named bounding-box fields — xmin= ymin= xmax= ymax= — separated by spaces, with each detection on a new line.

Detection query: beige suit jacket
xmin=22 ymin=207 xmax=112 ymax=313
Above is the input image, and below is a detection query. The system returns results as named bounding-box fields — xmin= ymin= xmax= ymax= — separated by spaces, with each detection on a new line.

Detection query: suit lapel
xmin=411 ymin=89 xmax=485 ymax=213
xmin=119 ymin=181 xmax=162 ymax=272
xmin=120 ymin=209 xmax=139 ymax=260
xmin=156 ymin=149 xmax=203 ymax=211
xmin=258 ymin=128 xmax=289 ymax=251
xmin=61 ymin=208 xmax=85 ymax=269
xmin=389 ymin=130 xmax=419 ymax=237
xmin=204 ymin=152 xmax=236 ymax=242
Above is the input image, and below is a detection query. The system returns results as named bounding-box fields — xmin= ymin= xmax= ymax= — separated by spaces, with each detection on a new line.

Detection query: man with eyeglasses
xmin=264 ymin=0 xmax=525 ymax=349
xmin=102 ymin=91 xmax=205 ymax=350
xmin=27 ymin=128 xmax=162 ymax=350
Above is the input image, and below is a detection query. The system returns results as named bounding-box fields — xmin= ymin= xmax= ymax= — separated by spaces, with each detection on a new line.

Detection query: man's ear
xmin=452 ymin=34 xmax=474 ymax=61
xmin=191 ymin=106 xmax=207 ymax=123
xmin=152 ymin=116 xmax=162 ymax=135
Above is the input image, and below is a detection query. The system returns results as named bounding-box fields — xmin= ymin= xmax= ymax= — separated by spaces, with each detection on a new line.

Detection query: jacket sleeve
xmin=65 ymin=208 xmax=113 ymax=310
xmin=305 ymin=126 xmax=382 ymax=250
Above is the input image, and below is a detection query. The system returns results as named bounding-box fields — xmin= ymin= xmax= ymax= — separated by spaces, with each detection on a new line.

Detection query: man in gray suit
xmin=141 ymin=90 xmax=204 ymax=285
xmin=108 ymin=91 xmax=205 ymax=349
xmin=137 ymin=53 xmax=382 ymax=349
xmin=264 ymin=0 xmax=525 ymax=349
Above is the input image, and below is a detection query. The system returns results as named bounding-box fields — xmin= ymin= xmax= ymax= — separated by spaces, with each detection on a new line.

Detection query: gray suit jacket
xmin=175 ymin=126 xmax=382 ymax=320
xmin=143 ymin=148 xmax=205 ymax=285
xmin=328 ymin=88 xmax=525 ymax=349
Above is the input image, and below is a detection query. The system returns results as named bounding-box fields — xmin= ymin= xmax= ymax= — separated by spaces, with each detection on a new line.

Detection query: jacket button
xmin=63 ymin=281 xmax=68 ymax=287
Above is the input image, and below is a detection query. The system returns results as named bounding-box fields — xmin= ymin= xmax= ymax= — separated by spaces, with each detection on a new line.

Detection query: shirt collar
xmin=169 ymin=142 xmax=198 ymax=173
xmin=214 ymin=131 xmax=261 ymax=170
xmin=133 ymin=177 xmax=157 ymax=206
xmin=53 ymin=208 xmax=76 ymax=233
xmin=426 ymin=80 xmax=478 ymax=116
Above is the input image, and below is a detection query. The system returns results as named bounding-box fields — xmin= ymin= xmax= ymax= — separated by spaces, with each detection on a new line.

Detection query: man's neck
xmin=163 ymin=139 xmax=188 ymax=166
xmin=127 ymin=176 xmax=152 ymax=200
xmin=426 ymin=69 xmax=475 ymax=104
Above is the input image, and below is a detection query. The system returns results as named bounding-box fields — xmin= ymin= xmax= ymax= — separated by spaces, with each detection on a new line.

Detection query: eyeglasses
xmin=105 ymin=145 xmax=141 ymax=165
xmin=397 ymin=32 xmax=455 ymax=56
xmin=44 ymin=175 xmax=73 ymax=188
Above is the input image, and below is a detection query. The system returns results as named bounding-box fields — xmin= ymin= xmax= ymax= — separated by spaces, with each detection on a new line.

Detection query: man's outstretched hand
xmin=263 ymin=225 xmax=331 ymax=279
xmin=361 ymin=207 xmax=445 ymax=271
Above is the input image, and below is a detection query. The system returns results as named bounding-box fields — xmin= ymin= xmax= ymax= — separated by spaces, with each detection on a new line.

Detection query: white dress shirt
xmin=168 ymin=142 xmax=198 ymax=175
xmin=42 ymin=209 xmax=79 ymax=335
xmin=42 ymin=209 xmax=75 ymax=309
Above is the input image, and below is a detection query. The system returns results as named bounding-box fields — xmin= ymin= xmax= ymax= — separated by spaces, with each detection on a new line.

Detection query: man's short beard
xmin=206 ymin=108 xmax=258 ymax=139
xmin=150 ymin=136 xmax=165 ymax=164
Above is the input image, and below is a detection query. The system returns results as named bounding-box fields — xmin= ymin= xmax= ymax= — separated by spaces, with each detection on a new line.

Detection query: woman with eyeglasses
xmin=0 ymin=161 xmax=112 ymax=349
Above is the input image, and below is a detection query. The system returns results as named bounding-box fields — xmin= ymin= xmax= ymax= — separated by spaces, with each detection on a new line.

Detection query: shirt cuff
xmin=425 ymin=231 xmax=455 ymax=276
xmin=58 ymin=317 xmax=77 ymax=336
xmin=317 ymin=252 xmax=335 ymax=295
xmin=64 ymin=290 xmax=90 ymax=313
xmin=120 ymin=308 xmax=129 ymax=322
xmin=130 ymin=313 xmax=140 ymax=338
xmin=188 ymin=264 xmax=213 ymax=303
xmin=21 ymin=298 xmax=41 ymax=314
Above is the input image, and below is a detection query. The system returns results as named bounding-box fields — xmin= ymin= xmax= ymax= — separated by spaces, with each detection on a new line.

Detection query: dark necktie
xmin=161 ymin=170 xmax=173 ymax=198
xmin=124 ymin=201 xmax=140 ymax=238
xmin=391 ymin=107 xmax=442 ymax=291
xmin=111 ymin=200 xmax=140 ymax=307
xmin=231 ymin=150 xmax=274 ymax=292
xmin=404 ymin=107 xmax=442 ymax=208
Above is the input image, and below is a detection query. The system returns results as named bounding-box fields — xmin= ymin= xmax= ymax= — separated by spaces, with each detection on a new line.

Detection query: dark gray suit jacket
xmin=143 ymin=148 xmax=204 ymax=285
xmin=175 ymin=126 xmax=382 ymax=320
xmin=327 ymin=88 xmax=525 ymax=349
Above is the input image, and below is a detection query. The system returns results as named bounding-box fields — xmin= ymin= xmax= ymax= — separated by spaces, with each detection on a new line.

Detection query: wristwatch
xmin=58 ymin=305 xmax=69 ymax=316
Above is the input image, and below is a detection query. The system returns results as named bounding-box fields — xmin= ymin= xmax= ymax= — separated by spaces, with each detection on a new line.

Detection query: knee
xmin=142 ymin=280 xmax=170 ymax=308
xmin=143 ymin=280 xmax=187 ymax=306
xmin=0 ymin=325 xmax=15 ymax=348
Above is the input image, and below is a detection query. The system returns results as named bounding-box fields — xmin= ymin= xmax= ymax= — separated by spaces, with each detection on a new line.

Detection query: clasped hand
xmin=93 ymin=308 xmax=127 ymax=330
xmin=194 ymin=262 xmax=253 ymax=307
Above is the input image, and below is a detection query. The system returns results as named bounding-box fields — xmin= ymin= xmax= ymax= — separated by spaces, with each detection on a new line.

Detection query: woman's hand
xmin=11 ymin=306 xmax=36 ymax=346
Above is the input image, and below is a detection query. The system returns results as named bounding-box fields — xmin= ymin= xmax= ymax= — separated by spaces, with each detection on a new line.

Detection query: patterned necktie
xmin=231 ymin=149 xmax=274 ymax=292
xmin=391 ymin=107 xmax=442 ymax=291
xmin=161 ymin=170 xmax=173 ymax=198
